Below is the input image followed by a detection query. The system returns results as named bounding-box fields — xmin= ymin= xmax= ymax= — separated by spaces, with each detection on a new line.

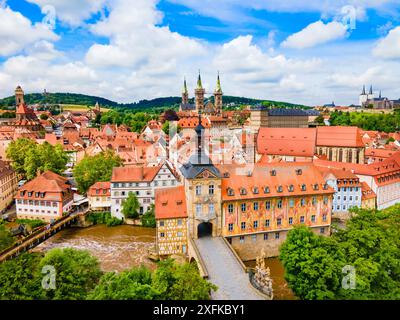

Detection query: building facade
xmin=88 ymin=181 xmax=111 ymax=211
xmin=15 ymin=171 xmax=74 ymax=222
xmin=155 ymin=186 xmax=188 ymax=256
xmin=110 ymin=162 xmax=180 ymax=219
xmin=0 ymin=160 xmax=18 ymax=214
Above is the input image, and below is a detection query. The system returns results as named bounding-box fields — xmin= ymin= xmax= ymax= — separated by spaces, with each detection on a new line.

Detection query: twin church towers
xmin=180 ymin=72 xmax=223 ymax=115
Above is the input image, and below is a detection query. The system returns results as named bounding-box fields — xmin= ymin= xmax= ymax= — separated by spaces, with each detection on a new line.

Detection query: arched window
xmin=328 ymin=148 xmax=333 ymax=160
xmin=348 ymin=149 xmax=353 ymax=163
xmin=339 ymin=149 xmax=343 ymax=162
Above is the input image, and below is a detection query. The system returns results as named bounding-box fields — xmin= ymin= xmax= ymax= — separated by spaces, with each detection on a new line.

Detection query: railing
xmin=221 ymin=237 xmax=248 ymax=272
xmin=0 ymin=211 xmax=87 ymax=263
xmin=188 ymin=237 xmax=209 ymax=279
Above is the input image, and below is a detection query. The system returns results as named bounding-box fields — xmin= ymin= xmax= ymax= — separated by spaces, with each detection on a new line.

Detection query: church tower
xmin=359 ymin=85 xmax=368 ymax=107
xmin=15 ymin=86 xmax=24 ymax=106
xmin=214 ymin=73 xmax=223 ymax=115
xmin=368 ymin=85 xmax=374 ymax=100
xmin=182 ymin=78 xmax=189 ymax=105
xmin=195 ymin=72 xmax=205 ymax=113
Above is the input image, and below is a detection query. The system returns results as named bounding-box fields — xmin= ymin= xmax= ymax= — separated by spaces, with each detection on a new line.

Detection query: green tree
xmin=39 ymin=114 xmax=49 ymax=120
xmin=0 ymin=222 xmax=13 ymax=251
xmin=122 ymin=192 xmax=140 ymax=219
xmin=73 ymin=150 xmax=122 ymax=193
xmin=141 ymin=204 xmax=156 ymax=228
xmin=38 ymin=248 xmax=102 ymax=300
xmin=162 ymin=121 xmax=170 ymax=135
xmin=6 ymin=139 xmax=68 ymax=180
xmin=0 ymin=253 xmax=42 ymax=300
xmin=152 ymin=259 xmax=216 ymax=300
xmin=88 ymin=266 xmax=158 ymax=300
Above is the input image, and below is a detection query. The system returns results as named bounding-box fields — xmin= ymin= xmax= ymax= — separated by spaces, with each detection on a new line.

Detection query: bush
xmin=16 ymin=219 xmax=46 ymax=229
xmin=87 ymin=212 xmax=123 ymax=227
xmin=141 ymin=205 xmax=156 ymax=228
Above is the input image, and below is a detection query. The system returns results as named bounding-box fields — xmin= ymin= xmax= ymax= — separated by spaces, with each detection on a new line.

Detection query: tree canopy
xmin=73 ymin=150 xmax=122 ymax=194
xmin=0 ymin=222 xmax=13 ymax=251
xmin=6 ymin=139 xmax=69 ymax=180
xmin=280 ymin=206 xmax=400 ymax=300
xmin=122 ymin=192 xmax=140 ymax=219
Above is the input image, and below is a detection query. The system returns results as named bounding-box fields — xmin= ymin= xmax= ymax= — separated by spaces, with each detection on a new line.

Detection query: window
xmin=311 ymin=215 xmax=316 ymax=222
xmin=251 ymin=235 xmax=257 ymax=242
xmin=288 ymin=185 xmax=294 ymax=192
xmin=196 ymin=204 xmax=202 ymax=216
xmin=320 ymin=228 xmax=325 ymax=234
xmin=253 ymin=221 xmax=258 ymax=228
xmin=241 ymin=203 xmax=246 ymax=212
xmin=289 ymin=199 xmax=294 ymax=208
xmin=264 ymin=233 xmax=268 ymax=240
xmin=228 ymin=223 xmax=233 ymax=232
xmin=264 ymin=186 xmax=270 ymax=194
xmin=275 ymin=232 xmax=280 ymax=239
xmin=209 ymin=185 xmax=214 ymax=195
xmin=301 ymin=184 xmax=306 ymax=191
xmin=227 ymin=188 xmax=234 ymax=196
xmin=265 ymin=219 xmax=270 ymax=227
xmin=312 ymin=197 xmax=317 ymax=206
xmin=177 ymin=219 xmax=182 ymax=226
xmin=323 ymin=214 xmax=327 ymax=222
xmin=301 ymin=198 xmax=306 ymax=207
xmin=159 ymin=221 xmax=164 ymax=227
xmin=196 ymin=185 xmax=202 ymax=195
xmin=277 ymin=199 xmax=283 ymax=209
xmin=270 ymin=170 xmax=276 ymax=176
xmin=277 ymin=218 xmax=282 ymax=226
xmin=240 ymin=188 xmax=247 ymax=195
xmin=265 ymin=201 xmax=271 ymax=210
xmin=228 ymin=204 xmax=234 ymax=213
xmin=277 ymin=185 xmax=283 ymax=193
xmin=253 ymin=187 xmax=259 ymax=194
xmin=289 ymin=217 xmax=293 ymax=225
xmin=177 ymin=232 xmax=183 ymax=237
xmin=208 ymin=204 xmax=215 ymax=215
xmin=300 ymin=216 xmax=305 ymax=223
xmin=323 ymin=196 xmax=329 ymax=205
xmin=239 ymin=236 xmax=245 ymax=243
xmin=160 ymin=232 xmax=165 ymax=238
xmin=253 ymin=202 xmax=259 ymax=211
xmin=343 ymin=205 xmax=346 ymax=210
xmin=241 ymin=222 xmax=246 ymax=230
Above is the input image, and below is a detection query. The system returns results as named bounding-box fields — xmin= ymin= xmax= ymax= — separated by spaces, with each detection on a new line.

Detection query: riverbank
xmin=31 ymin=224 xmax=157 ymax=272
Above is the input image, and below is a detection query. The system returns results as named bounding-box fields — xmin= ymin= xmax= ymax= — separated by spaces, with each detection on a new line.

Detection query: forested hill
xmin=0 ymin=92 xmax=310 ymax=110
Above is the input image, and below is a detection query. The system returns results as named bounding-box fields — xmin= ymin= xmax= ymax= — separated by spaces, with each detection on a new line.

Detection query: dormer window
xmin=270 ymin=170 xmax=276 ymax=176
xmin=288 ymin=185 xmax=294 ymax=192
xmin=240 ymin=188 xmax=247 ymax=195
xmin=20 ymin=191 xmax=24 ymax=197
xmin=323 ymin=183 xmax=329 ymax=190
xmin=313 ymin=184 xmax=319 ymax=191
xmin=296 ymin=169 xmax=302 ymax=175
xmin=264 ymin=186 xmax=270 ymax=194
xmin=277 ymin=185 xmax=283 ymax=193
xmin=253 ymin=187 xmax=259 ymax=194
xmin=28 ymin=192 xmax=32 ymax=197
xmin=41 ymin=193 xmax=45 ymax=198
xmin=223 ymin=172 xmax=230 ymax=178
xmin=227 ymin=188 xmax=234 ymax=196
xmin=301 ymin=184 xmax=306 ymax=191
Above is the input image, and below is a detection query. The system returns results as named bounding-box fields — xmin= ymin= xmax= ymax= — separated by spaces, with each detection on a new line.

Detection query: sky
xmin=0 ymin=0 xmax=400 ymax=106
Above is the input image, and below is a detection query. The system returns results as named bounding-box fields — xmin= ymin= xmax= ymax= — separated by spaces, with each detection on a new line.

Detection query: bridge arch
xmin=197 ymin=222 xmax=212 ymax=238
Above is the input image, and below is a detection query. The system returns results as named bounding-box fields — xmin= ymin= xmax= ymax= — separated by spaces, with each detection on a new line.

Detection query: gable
xmin=194 ymin=168 xmax=218 ymax=180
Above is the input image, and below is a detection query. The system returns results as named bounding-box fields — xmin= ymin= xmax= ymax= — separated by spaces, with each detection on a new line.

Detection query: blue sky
xmin=1 ymin=0 xmax=400 ymax=105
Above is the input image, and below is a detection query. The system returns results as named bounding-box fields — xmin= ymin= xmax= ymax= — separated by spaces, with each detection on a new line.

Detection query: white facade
xmin=111 ymin=163 xmax=180 ymax=219
xmin=16 ymin=198 xmax=73 ymax=221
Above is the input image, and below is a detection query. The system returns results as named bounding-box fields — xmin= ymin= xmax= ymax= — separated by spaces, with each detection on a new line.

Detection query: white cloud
xmin=27 ymin=0 xmax=107 ymax=27
xmin=373 ymin=26 xmax=400 ymax=59
xmin=281 ymin=21 xmax=348 ymax=49
xmin=0 ymin=6 xmax=58 ymax=56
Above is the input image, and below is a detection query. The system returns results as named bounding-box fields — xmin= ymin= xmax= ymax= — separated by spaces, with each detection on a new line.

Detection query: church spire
xmin=215 ymin=71 xmax=222 ymax=93
xmin=379 ymin=90 xmax=382 ymax=99
xmin=197 ymin=70 xmax=203 ymax=89
xmin=369 ymin=85 xmax=373 ymax=95
xmin=182 ymin=77 xmax=188 ymax=94
xmin=362 ymin=85 xmax=366 ymax=95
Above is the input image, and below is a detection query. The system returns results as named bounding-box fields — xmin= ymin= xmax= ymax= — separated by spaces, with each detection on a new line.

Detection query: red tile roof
xmin=316 ymin=126 xmax=364 ymax=148
xmin=361 ymin=182 xmax=376 ymax=200
xmin=217 ymin=163 xmax=334 ymax=201
xmin=88 ymin=181 xmax=111 ymax=197
xmin=257 ymin=128 xmax=316 ymax=157
xmin=155 ymin=186 xmax=187 ymax=219
xmin=111 ymin=165 xmax=161 ymax=182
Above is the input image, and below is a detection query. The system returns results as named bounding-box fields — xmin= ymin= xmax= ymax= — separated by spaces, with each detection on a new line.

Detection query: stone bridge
xmin=189 ymin=236 xmax=264 ymax=300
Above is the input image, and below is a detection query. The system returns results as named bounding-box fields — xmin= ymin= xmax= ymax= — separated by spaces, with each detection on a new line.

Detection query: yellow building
xmin=88 ymin=181 xmax=111 ymax=211
xmin=361 ymin=182 xmax=376 ymax=209
xmin=155 ymin=186 xmax=188 ymax=256
xmin=0 ymin=160 xmax=18 ymax=214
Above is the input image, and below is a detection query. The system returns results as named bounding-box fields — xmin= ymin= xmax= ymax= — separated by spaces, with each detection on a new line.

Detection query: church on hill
xmin=179 ymin=72 xmax=223 ymax=116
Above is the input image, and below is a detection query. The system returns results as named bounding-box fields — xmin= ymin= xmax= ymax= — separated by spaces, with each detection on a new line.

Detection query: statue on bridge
xmin=252 ymin=248 xmax=274 ymax=300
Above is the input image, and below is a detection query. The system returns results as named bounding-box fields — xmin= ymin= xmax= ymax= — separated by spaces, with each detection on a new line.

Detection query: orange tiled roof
xmin=361 ymin=182 xmax=376 ymax=200
xmin=257 ymin=128 xmax=316 ymax=157
xmin=88 ymin=181 xmax=111 ymax=197
xmin=155 ymin=186 xmax=187 ymax=219
xmin=111 ymin=165 xmax=161 ymax=182
xmin=316 ymin=126 xmax=364 ymax=148
xmin=217 ymin=163 xmax=334 ymax=201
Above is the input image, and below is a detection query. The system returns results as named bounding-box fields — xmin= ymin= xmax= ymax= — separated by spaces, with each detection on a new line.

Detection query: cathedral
xmin=179 ymin=73 xmax=223 ymax=115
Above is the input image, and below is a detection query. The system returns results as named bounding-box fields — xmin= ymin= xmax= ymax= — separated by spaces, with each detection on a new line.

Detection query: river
xmin=32 ymin=225 xmax=157 ymax=272
xmin=32 ymin=225 xmax=296 ymax=299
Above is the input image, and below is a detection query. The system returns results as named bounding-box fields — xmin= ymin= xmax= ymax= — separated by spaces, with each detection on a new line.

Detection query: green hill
xmin=0 ymin=92 xmax=310 ymax=111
